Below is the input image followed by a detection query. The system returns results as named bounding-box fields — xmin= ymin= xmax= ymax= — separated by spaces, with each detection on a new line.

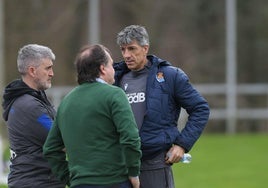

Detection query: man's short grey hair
xmin=116 ymin=25 xmax=149 ymax=46
xmin=17 ymin=44 xmax=55 ymax=75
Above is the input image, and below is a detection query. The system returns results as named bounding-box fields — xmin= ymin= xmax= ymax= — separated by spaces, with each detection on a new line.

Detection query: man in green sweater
xmin=43 ymin=44 xmax=142 ymax=188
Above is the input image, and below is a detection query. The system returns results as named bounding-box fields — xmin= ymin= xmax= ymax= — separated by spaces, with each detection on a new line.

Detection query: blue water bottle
xmin=180 ymin=153 xmax=192 ymax=163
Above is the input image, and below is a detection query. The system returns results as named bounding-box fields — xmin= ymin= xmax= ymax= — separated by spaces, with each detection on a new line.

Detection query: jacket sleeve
xmin=10 ymin=96 xmax=54 ymax=147
xmin=43 ymin=116 xmax=70 ymax=186
xmin=173 ymin=68 xmax=210 ymax=152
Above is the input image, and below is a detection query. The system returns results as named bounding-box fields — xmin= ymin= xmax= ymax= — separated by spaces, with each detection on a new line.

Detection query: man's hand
xmin=165 ymin=145 xmax=185 ymax=164
xmin=129 ymin=176 xmax=140 ymax=188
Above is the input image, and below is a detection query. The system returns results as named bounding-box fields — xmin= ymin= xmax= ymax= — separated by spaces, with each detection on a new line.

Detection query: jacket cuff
xmin=174 ymin=138 xmax=190 ymax=153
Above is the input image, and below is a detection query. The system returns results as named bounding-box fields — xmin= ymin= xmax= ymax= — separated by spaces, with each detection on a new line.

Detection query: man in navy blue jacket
xmin=114 ymin=25 xmax=210 ymax=188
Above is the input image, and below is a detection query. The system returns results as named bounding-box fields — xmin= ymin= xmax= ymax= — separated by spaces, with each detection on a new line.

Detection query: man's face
xmin=120 ymin=40 xmax=149 ymax=71
xmin=102 ymin=52 xmax=115 ymax=85
xmin=33 ymin=58 xmax=54 ymax=90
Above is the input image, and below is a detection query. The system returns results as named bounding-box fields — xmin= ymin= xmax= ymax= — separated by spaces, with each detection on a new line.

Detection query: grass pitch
xmin=173 ymin=134 xmax=267 ymax=188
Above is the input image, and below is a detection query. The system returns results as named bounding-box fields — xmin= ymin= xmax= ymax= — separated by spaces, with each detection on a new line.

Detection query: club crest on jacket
xmin=156 ymin=72 xmax=165 ymax=82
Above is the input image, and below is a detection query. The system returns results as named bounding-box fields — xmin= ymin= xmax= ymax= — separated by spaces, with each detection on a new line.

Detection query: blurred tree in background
xmin=1 ymin=0 xmax=268 ymax=135
xmin=5 ymin=0 xmax=88 ymax=85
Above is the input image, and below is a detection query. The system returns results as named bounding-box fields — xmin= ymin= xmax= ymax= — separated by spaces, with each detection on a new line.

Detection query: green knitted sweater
xmin=43 ymin=82 xmax=141 ymax=187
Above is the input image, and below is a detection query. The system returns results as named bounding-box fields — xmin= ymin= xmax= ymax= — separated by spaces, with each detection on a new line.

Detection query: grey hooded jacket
xmin=2 ymin=79 xmax=64 ymax=188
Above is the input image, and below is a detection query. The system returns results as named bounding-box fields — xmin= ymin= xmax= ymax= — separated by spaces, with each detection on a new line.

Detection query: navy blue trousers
xmin=73 ymin=180 xmax=132 ymax=188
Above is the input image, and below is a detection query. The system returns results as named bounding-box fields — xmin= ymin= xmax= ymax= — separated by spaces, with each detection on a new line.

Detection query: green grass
xmin=173 ymin=134 xmax=268 ymax=188
xmin=1 ymin=134 xmax=267 ymax=188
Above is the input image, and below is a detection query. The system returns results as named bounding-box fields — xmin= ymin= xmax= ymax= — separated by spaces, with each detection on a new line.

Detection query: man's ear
xmin=28 ymin=66 xmax=36 ymax=77
xmin=143 ymin=45 xmax=149 ymax=54
xmin=99 ymin=64 xmax=105 ymax=75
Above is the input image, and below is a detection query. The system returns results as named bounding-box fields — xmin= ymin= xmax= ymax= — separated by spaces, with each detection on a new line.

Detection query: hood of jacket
xmin=113 ymin=55 xmax=171 ymax=86
xmin=2 ymin=79 xmax=52 ymax=121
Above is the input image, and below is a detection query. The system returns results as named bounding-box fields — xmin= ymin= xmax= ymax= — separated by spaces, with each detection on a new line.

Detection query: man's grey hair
xmin=17 ymin=44 xmax=55 ymax=75
xmin=116 ymin=25 xmax=149 ymax=46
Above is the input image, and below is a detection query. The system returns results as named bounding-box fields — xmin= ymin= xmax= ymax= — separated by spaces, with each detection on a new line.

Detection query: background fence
xmin=46 ymin=84 xmax=268 ymax=133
